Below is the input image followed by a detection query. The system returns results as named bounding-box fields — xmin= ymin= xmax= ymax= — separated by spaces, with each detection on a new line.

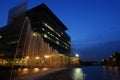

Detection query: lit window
xmin=0 ymin=36 xmax=2 ymax=38
xmin=68 ymin=41 xmax=71 ymax=44
xmin=52 ymin=34 xmax=54 ymax=37
xmin=42 ymin=22 xmax=61 ymax=37
xmin=55 ymin=37 xmax=59 ymax=40
xmin=47 ymin=32 xmax=50 ymax=34
xmin=33 ymin=32 xmax=37 ymax=36
xmin=44 ymin=34 xmax=48 ymax=38
xmin=58 ymin=34 xmax=61 ymax=37
xmin=8 ymin=40 xmax=18 ymax=45
xmin=42 ymin=22 xmax=54 ymax=31
xmin=42 ymin=28 xmax=45 ymax=31
xmin=56 ymin=41 xmax=60 ymax=45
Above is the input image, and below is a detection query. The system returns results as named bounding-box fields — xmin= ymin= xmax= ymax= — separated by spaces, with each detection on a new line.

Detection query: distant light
xmin=113 ymin=58 xmax=116 ymax=61
xmin=102 ymin=59 xmax=104 ymax=61
xmin=75 ymin=54 xmax=79 ymax=57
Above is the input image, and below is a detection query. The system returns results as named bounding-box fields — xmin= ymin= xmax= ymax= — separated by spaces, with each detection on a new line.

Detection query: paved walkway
xmin=14 ymin=67 xmax=68 ymax=80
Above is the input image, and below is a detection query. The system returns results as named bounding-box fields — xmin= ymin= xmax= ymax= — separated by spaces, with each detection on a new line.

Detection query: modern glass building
xmin=0 ymin=2 xmax=71 ymax=67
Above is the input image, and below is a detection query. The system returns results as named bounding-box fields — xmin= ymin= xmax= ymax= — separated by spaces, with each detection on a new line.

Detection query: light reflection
xmin=103 ymin=66 xmax=120 ymax=80
xmin=72 ymin=68 xmax=85 ymax=80
xmin=33 ymin=68 xmax=40 ymax=73
xmin=114 ymin=66 xmax=119 ymax=72
xmin=42 ymin=68 xmax=49 ymax=71
xmin=21 ymin=68 xmax=29 ymax=75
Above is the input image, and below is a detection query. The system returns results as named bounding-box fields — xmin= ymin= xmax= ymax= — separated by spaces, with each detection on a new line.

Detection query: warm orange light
xmin=36 ymin=56 xmax=39 ymax=60
xmin=25 ymin=56 xmax=29 ymax=59
xmin=33 ymin=68 xmax=40 ymax=72
xmin=42 ymin=68 xmax=49 ymax=71
xmin=44 ymin=55 xmax=50 ymax=58
xmin=22 ymin=68 xmax=29 ymax=75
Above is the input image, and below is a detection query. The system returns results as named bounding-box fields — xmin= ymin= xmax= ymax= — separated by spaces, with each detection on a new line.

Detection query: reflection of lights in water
xmin=103 ymin=66 xmax=120 ymax=80
xmin=42 ymin=68 xmax=49 ymax=71
xmin=72 ymin=68 xmax=86 ymax=80
xmin=21 ymin=68 xmax=29 ymax=75
xmin=114 ymin=66 xmax=119 ymax=72
xmin=33 ymin=68 xmax=40 ymax=73
xmin=109 ymin=66 xmax=113 ymax=71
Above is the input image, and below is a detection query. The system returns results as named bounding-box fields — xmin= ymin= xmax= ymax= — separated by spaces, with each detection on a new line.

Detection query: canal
xmin=0 ymin=66 xmax=120 ymax=80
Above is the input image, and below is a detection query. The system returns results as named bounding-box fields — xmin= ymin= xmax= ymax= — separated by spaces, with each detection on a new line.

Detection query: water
xmin=39 ymin=66 xmax=120 ymax=80
xmin=0 ymin=66 xmax=120 ymax=80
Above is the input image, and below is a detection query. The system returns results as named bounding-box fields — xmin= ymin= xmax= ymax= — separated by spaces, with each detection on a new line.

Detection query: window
xmin=0 ymin=36 xmax=2 ymax=38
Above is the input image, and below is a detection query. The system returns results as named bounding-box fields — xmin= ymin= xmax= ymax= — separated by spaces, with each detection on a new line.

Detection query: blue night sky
xmin=0 ymin=0 xmax=120 ymax=61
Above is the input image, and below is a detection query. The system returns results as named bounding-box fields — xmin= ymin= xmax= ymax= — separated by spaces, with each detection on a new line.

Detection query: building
xmin=0 ymin=2 xmax=71 ymax=67
xmin=101 ymin=52 xmax=120 ymax=66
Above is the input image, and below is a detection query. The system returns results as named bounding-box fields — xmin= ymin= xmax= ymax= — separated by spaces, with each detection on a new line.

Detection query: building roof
xmin=27 ymin=3 xmax=68 ymax=30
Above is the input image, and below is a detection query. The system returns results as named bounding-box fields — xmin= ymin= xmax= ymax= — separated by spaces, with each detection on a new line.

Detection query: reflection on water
xmin=103 ymin=66 xmax=120 ymax=80
xmin=1 ymin=66 xmax=120 ymax=80
xmin=42 ymin=68 xmax=49 ymax=71
xmin=40 ymin=66 xmax=120 ymax=80
xmin=13 ymin=67 xmax=50 ymax=80
xmin=39 ymin=68 xmax=86 ymax=80
xmin=72 ymin=68 xmax=85 ymax=80
xmin=16 ymin=67 xmax=50 ymax=76
xmin=33 ymin=68 xmax=40 ymax=73
xmin=21 ymin=68 xmax=29 ymax=75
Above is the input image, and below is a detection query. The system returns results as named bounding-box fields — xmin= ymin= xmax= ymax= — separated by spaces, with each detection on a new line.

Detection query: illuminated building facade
xmin=0 ymin=2 xmax=71 ymax=67
xmin=27 ymin=3 xmax=71 ymax=55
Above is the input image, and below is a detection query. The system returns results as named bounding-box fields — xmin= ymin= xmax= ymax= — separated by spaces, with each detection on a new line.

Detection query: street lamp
xmin=75 ymin=54 xmax=79 ymax=57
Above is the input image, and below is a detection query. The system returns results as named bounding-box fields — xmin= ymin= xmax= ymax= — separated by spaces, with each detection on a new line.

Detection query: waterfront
xmin=0 ymin=66 xmax=120 ymax=80
xmin=39 ymin=66 xmax=120 ymax=80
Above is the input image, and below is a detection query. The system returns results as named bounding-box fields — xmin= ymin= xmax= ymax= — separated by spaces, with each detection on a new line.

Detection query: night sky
xmin=0 ymin=0 xmax=120 ymax=61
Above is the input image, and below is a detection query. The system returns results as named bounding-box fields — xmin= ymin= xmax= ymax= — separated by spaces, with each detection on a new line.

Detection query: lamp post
xmin=75 ymin=54 xmax=79 ymax=58
xmin=75 ymin=53 xmax=80 ymax=65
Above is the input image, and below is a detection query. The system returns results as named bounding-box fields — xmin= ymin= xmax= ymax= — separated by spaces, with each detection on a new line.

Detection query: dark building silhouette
xmin=102 ymin=52 xmax=120 ymax=66
xmin=0 ymin=2 xmax=71 ymax=67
